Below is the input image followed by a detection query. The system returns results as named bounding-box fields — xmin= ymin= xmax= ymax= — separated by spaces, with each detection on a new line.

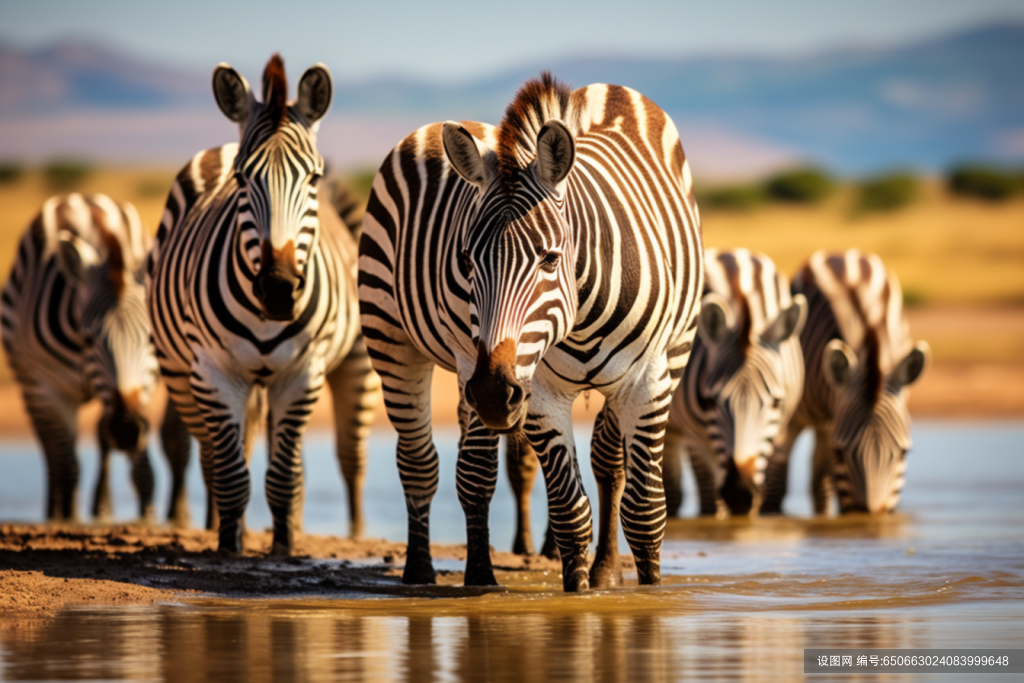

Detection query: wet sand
xmin=0 ymin=524 xmax=567 ymax=617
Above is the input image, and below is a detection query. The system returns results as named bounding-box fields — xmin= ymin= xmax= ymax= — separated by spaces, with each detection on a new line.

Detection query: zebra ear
xmin=822 ymin=339 xmax=857 ymax=388
xmin=535 ymin=119 xmax=575 ymax=192
xmin=697 ymin=292 xmax=735 ymax=347
xmin=763 ymin=294 xmax=807 ymax=346
xmin=55 ymin=230 xmax=100 ymax=285
xmin=893 ymin=340 xmax=930 ymax=390
xmin=212 ymin=63 xmax=253 ymax=125
xmin=297 ymin=64 xmax=333 ymax=125
xmin=442 ymin=122 xmax=491 ymax=188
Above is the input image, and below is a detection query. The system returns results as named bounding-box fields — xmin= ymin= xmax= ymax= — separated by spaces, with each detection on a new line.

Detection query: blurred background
xmin=0 ymin=0 xmax=1022 ymax=425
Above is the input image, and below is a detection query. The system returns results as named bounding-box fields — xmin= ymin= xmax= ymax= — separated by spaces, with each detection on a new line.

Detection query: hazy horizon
xmin=3 ymin=0 xmax=1023 ymax=84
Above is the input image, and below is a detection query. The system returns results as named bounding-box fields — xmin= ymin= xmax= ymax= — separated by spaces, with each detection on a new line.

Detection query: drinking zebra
xmin=663 ymin=248 xmax=806 ymax=517
xmin=359 ymin=73 xmax=703 ymax=591
xmin=761 ymin=249 xmax=929 ymax=515
xmin=147 ymin=54 xmax=379 ymax=554
xmin=1 ymin=193 xmax=166 ymax=522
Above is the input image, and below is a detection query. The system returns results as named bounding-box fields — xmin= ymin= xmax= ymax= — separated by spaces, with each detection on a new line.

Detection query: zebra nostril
xmin=508 ymin=383 xmax=524 ymax=407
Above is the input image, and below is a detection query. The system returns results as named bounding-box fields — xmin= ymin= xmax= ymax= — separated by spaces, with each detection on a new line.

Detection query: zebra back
xmin=792 ymin=249 xmax=930 ymax=513
xmin=670 ymin=248 xmax=805 ymax=513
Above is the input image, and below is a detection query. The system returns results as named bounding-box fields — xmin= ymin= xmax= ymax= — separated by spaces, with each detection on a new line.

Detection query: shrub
xmin=947 ymin=163 xmax=1017 ymax=201
xmin=0 ymin=161 xmax=25 ymax=184
xmin=854 ymin=171 xmax=919 ymax=213
xmin=43 ymin=159 xmax=92 ymax=189
xmin=763 ymin=167 xmax=835 ymax=204
xmin=697 ymin=183 xmax=766 ymax=211
xmin=902 ymin=288 xmax=927 ymax=308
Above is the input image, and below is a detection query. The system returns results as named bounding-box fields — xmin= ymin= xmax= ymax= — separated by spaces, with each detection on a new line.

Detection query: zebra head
xmin=212 ymin=54 xmax=332 ymax=322
xmin=441 ymin=77 xmax=580 ymax=431
xmin=822 ymin=331 xmax=930 ymax=514
xmin=53 ymin=197 xmax=158 ymax=454
xmin=698 ymin=291 xmax=806 ymax=507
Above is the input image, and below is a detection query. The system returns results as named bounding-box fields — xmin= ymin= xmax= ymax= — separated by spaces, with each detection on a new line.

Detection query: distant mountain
xmin=0 ymin=40 xmax=207 ymax=111
xmin=1 ymin=23 xmax=1021 ymax=175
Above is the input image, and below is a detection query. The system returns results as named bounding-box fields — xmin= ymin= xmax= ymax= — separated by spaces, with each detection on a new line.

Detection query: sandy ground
xmin=0 ymin=524 xmax=564 ymax=617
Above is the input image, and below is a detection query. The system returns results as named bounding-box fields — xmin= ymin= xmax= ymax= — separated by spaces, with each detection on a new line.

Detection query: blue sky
xmin=3 ymin=0 xmax=1023 ymax=83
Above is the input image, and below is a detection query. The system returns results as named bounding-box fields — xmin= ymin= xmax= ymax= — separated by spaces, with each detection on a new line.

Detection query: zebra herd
xmin=1 ymin=55 xmax=930 ymax=592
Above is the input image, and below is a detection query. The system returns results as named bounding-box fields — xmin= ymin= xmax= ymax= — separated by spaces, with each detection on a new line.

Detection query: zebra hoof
xmin=589 ymin=560 xmax=622 ymax=589
xmin=402 ymin=558 xmax=437 ymax=585
xmin=270 ymin=541 xmax=295 ymax=557
xmin=463 ymin=567 xmax=498 ymax=587
xmin=562 ymin=568 xmax=590 ymax=593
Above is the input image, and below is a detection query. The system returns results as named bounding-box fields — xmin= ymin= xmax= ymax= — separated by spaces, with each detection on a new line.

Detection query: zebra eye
xmin=233 ymin=172 xmax=246 ymax=186
xmin=540 ymin=251 xmax=560 ymax=273
xmin=772 ymin=397 xmax=782 ymax=409
xmin=458 ymin=250 xmax=473 ymax=274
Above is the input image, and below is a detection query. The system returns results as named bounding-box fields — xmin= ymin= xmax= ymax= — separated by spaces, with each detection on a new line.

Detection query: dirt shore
xmin=0 ymin=524 xmax=563 ymax=617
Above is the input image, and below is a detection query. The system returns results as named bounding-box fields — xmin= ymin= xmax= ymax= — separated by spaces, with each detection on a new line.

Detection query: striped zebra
xmin=761 ymin=249 xmax=930 ymax=515
xmin=1 ymin=193 xmax=166 ymax=522
xmin=360 ymin=73 xmax=703 ymax=591
xmin=147 ymin=54 xmax=379 ymax=554
xmin=663 ymin=248 xmax=806 ymax=518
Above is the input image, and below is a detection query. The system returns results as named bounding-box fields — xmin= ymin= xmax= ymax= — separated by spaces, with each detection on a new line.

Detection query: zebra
xmin=147 ymin=54 xmax=379 ymax=554
xmin=761 ymin=249 xmax=930 ymax=515
xmin=1 ymin=193 xmax=167 ymax=523
xmin=360 ymin=73 xmax=703 ymax=591
xmin=662 ymin=248 xmax=806 ymax=518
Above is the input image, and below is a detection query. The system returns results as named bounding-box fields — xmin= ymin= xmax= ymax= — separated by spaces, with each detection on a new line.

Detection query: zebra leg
xmin=24 ymin=389 xmax=80 ymax=522
xmin=160 ymin=399 xmax=192 ymax=528
xmin=523 ymin=388 xmax=592 ymax=592
xmin=190 ymin=355 xmax=253 ymax=554
xmin=326 ymin=335 xmax=381 ymax=539
xmin=380 ymin=355 xmax=440 ymax=585
xmin=761 ymin=424 xmax=801 ymax=515
xmin=456 ymin=399 xmax=500 ymax=586
xmin=613 ymin=368 xmax=674 ymax=586
xmin=810 ymin=427 xmax=835 ymax=515
xmin=130 ymin=447 xmax=156 ymax=523
xmin=92 ymin=426 xmax=114 ymax=521
xmin=662 ymin=420 xmax=685 ymax=517
xmin=265 ymin=366 xmax=325 ymax=556
xmin=506 ymin=430 xmax=540 ymax=555
xmin=589 ymin=405 xmax=625 ymax=589
xmin=688 ymin=444 xmax=722 ymax=517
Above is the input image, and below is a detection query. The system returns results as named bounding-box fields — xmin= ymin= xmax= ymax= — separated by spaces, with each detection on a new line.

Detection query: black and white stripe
xmin=762 ymin=249 xmax=930 ymax=515
xmin=360 ymin=74 xmax=703 ymax=591
xmin=664 ymin=248 xmax=805 ymax=518
xmin=1 ymin=193 xmax=163 ymax=522
xmin=147 ymin=55 xmax=379 ymax=554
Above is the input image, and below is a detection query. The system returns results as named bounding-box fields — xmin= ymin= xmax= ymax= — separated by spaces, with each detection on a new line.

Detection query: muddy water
xmin=2 ymin=422 xmax=1024 ymax=682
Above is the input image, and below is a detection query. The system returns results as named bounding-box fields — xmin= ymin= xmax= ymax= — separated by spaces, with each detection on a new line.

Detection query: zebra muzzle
xmin=465 ymin=339 xmax=526 ymax=432
xmin=253 ymin=269 xmax=305 ymax=321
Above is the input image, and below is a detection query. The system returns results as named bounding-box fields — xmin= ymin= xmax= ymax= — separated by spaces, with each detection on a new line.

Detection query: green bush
xmin=0 ymin=161 xmax=25 ymax=184
xmin=902 ymin=288 xmax=927 ymax=308
xmin=947 ymin=163 xmax=1018 ymax=201
xmin=763 ymin=167 xmax=835 ymax=204
xmin=854 ymin=171 xmax=919 ymax=213
xmin=697 ymin=184 xmax=766 ymax=211
xmin=43 ymin=159 xmax=92 ymax=189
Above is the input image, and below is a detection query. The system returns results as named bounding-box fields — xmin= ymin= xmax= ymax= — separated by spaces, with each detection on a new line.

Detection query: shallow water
xmin=2 ymin=422 xmax=1024 ymax=681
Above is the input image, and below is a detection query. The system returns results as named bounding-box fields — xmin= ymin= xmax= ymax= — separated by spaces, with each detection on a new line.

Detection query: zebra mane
xmin=862 ymin=326 xmax=884 ymax=406
xmin=261 ymin=53 xmax=289 ymax=129
xmin=496 ymin=72 xmax=581 ymax=188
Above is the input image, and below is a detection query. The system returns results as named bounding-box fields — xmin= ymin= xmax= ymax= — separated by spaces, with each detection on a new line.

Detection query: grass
xmin=701 ymin=180 xmax=1024 ymax=306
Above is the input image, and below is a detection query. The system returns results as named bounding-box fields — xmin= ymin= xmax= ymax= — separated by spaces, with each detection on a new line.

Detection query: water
xmin=2 ymin=422 xmax=1023 ymax=682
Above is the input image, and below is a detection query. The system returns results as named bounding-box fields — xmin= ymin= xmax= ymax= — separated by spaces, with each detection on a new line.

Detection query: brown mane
xmin=261 ymin=53 xmax=289 ymax=128
xmin=496 ymin=72 xmax=578 ymax=188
